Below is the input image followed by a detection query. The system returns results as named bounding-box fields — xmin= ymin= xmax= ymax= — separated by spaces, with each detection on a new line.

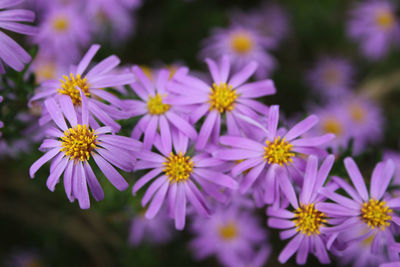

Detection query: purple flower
xmin=318 ymin=157 xmax=400 ymax=262
xmin=4 ymin=250 xmax=43 ymax=267
xmin=348 ymin=0 xmax=400 ymax=60
xmin=31 ymin=44 xmax=135 ymax=132
xmin=307 ymin=56 xmax=354 ymax=98
xmin=200 ymin=26 xmax=277 ymax=78
xmin=132 ymin=132 xmax=238 ymax=230
xmin=0 ymin=0 xmax=37 ymax=73
xmin=383 ymin=150 xmax=400 ymax=185
xmin=125 ymin=66 xmax=197 ymax=149
xmin=31 ymin=52 xmax=66 ymax=83
xmin=170 ymin=55 xmax=276 ymax=149
xmin=129 ymin=209 xmax=173 ymax=246
xmin=29 ymin=91 xmax=141 ymax=209
xmin=214 ymin=105 xmax=334 ymax=206
xmin=190 ymin=204 xmax=267 ymax=266
xmin=33 ymin=2 xmax=91 ymax=64
xmin=267 ymin=155 xmax=335 ymax=264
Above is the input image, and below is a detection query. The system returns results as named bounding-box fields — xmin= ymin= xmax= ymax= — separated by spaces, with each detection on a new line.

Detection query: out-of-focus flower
xmin=33 ymin=2 xmax=90 ymax=64
xmin=125 ymin=66 xmax=197 ymax=149
xmin=267 ymin=155 xmax=335 ymax=264
xmin=190 ymin=204 xmax=268 ymax=267
xmin=30 ymin=91 xmax=141 ymax=209
xmin=31 ymin=52 xmax=66 ymax=84
xmin=214 ymin=105 xmax=334 ymax=206
xmin=129 ymin=209 xmax=173 ymax=246
xmin=31 ymin=44 xmax=135 ymax=132
xmin=200 ymin=26 xmax=276 ymax=78
xmin=4 ymin=250 xmax=43 ymax=267
xmin=231 ymin=3 xmax=289 ymax=48
xmin=132 ymin=132 xmax=238 ymax=230
xmin=348 ymin=0 xmax=400 ymax=60
xmin=319 ymin=158 xmax=400 ymax=262
xmin=307 ymin=57 xmax=354 ymax=98
xmin=85 ymin=0 xmax=141 ymax=43
xmin=171 ymin=56 xmax=276 ymax=149
xmin=0 ymin=0 xmax=37 ymax=73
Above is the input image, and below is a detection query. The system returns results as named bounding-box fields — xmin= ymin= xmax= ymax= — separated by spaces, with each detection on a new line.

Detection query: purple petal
xmin=46 ymin=157 xmax=68 ymax=191
xmin=30 ymin=148 xmax=60 ymax=178
xmin=195 ymin=110 xmax=218 ymax=149
xmin=92 ymin=153 xmax=128 ymax=191
xmin=76 ymin=44 xmax=100 ymax=75
xmin=278 ymin=234 xmax=304 ymax=264
xmin=344 ymin=157 xmax=369 ymax=201
xmin=145 ymin=179 xmax=169 ymax=219
xmin=166 ymin=111 xmax=197 ymax=140
xmin=84 ymin=162 xmax=104 ymax=201
xmin=132 ymin=167 xmax=163 ymax=194
xmin=240 ymin=161 xmax=266 ymax=193
xmin=205 ymin=58 xmax=221 ymax=83
xmin=267 ymin=105 xmax=279 ymax=140
xmin=142 ymin=176 xmax=167 ymax=206
xmin=44 ymin=98 xmax=68 ymax=131
xmin=219 ymin=136 xmax=264 ymax=151
xmin=228 ymin=61 xmax=258 ymax=88
xmin=284 ymin=115 xmax=319 ymax=141
xmin=195 ymin=168 xmax=238 ymax=189
xmin=268 ymin=218 xmax=295 ymax=229
xmin=174 ymin=183 xmax=187 ymax=230
xmin=300 ymin=155 xmax=318 ymax=204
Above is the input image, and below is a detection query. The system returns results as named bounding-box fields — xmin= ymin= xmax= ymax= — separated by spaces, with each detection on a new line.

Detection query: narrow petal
xmin=30 ymin=148 xmax=60 ymax=178
xmin=174 ymin=184 xmax=187 ymax=230
xmin=284 ymin=115 xmax=319 ymax=141
xmin=278 ymin=234 xmax=304 ymax=264
xmin=76 ymin=44 xmax=100 ymax=75
xmin=92 ymin=153 xmax=128 ymax=191
xmin=344 ymin=157 xmax=369 ymax=201
xmin=228 ymin=61 xmax=258 ymax=88
xmin=145 ymin=179 xmax=169 ymax=219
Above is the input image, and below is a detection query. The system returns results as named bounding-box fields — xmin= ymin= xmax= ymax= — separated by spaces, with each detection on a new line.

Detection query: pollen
xmin=264 ymin=136 xmax=295 ymax=166
xmin=57 ymin=73 xmax=90 ymax=105
xmin=293 ymin=203 xmax=327 ymax=236
xmin=163 ymin=152 xmax=194 ymax=183
xmin=60 ymin=124 xmax=98 ymax=162
xmin=209 ymin=83 xmax=238 ymax=113
xmin=52 ymin=16 xmax=69 ymax=32
xmin=322 ymin=117 xmax=343 ymax=136
xmin=375 ymin=9 xmax=395 ymax=30
xmin=147 ymin=93 xmax=170 ymax=115
xmin=230 ymin=32 xmax=254 ymax=54
xmin=349 ymin=104 xmax=366 ymax=123
xmin=361 ymin=198 xmax=392 ymax=230
xmin=218 ymin=222 xmax=238 ymax=241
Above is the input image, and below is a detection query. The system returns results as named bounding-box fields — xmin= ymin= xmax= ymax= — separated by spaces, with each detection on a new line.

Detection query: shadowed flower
xmin=348 ymin=0 xmax=400 ymax=60
xmin=29 ymin=91 xmax=141 ymax=209
xmin=0 ymin=0 xmax=37 ymax=73
xmin=31 ymin=44 xmax=135 ymax=132
xmin=170 ymin=55 xmax=276 ymax=149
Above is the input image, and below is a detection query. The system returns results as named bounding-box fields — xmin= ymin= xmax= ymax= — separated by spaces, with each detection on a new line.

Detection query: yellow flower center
xmin=60 ymin=124 xmax=98 ymax=162
xmin=147 ymin=93 xmax=170 ymax=115
xmin=349 ymin=104 xmax=366 ymax=123
xmin=264 ymin=137 xmax=294 ymax=166
xmin=52 ymin=16 xmax=69 ymax=32
xmin=209 ymin=83 xmax=238 ymax=113
xmin=163 ymin=152 xmax=194 ymax=183
xmin=218 ymin=222 xmax=238 ymax=241
xmin=323 ymin=67 xmax=340 ymax=85
xmin=57 ymin=73 xmax=90 ymax=105
xmin=361 ymin=199 xmax=392 ymax=230
xmin=35 ymin=62 xmax=56 ymax=82
xmin=293 ymin=203 xmax=327 ymax=236
xmin=322 ymin=117 xmax=343 ymax=136
xmin=230 ymin=32 xmax=254 ymax=54
xmin=375 ymin=9 xmax=395 ymax=30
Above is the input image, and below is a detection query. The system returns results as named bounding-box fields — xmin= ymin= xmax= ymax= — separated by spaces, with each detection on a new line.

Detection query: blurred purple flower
xmin=190 ymin=204 xmax=268 ymax=266
xmin=214 ymin=105 xmax=334 ymax=206
xmin=125 ymin=66 xmax=197 ymax=149
xmin=132 ymin=132 xmax=238 ymax=230
xmin=307 ymin=56 xmax=354 ymax=98
xmin=30 ymin=91 xmax=141 ymax=209
xmin=4 ymin=250 xmax=43 ymax=267
xmin=267 ymin=155 xmax=335 ymax=264
xmin=170 ymin=55 xmax=276 ymax=149
xmin=348 ymin=0 xmax=400 ymax=60
xmin=0 ymin=0 xmax=37 ymax=73
xmin=200 ymin=26 xmax=276 ymax=78
xmin=31 ymin=44 xmax=135 ymax=132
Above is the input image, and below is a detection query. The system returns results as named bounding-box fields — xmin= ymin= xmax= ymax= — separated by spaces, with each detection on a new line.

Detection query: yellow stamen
xmin=230 ymin=32 xmax=254 ymax=54
xmin=293 ymin=203 xmax=327 ymax=236
xmin=349 ymin=104 xmax=366 ymax=123
xmin=60 ymin=124 xmax=98 ymax=162
xmin=375 ymin=9 xmax=395 ymax=30
xmin=361 ymin=198 xmax=392 ymax=230
xmin=322 ymin=117 xmax=343 ymax=136
xmin=209 ymin=83 xmax=238 ymax=113
xmin=218 ymin=221 xmax=238 ymax=241
xmin=264 ymin=136 xmax=294 ymax=166
xmin=163 ymin=152 xmax=194 ymax=183
xmin=57 ymin=73 xmax=90 ymax=105
xmin=52 ymin=16 xmax=69 ymax=32
xmin=147 ymin=93 xmax=170 ymax=115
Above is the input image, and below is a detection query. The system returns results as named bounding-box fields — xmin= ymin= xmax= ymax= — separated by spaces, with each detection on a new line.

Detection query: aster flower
xmin=267 ymin=155 xmax=335 ymax=264
xmin=348 ymin=0 xmax=400 ymax=60
xmin=129 ymin=209 xmax=173 ymax=246
xmin=33 ymin=2 xmax=91 ymax=64
xmin=200 ymin=26 xmax=276 ymax=78
xmin=170 ymin=55 xmax=276 ymax=149
xmin=0 ymin=0 xmax=37 ymax=73
xmin=31 ymin=52 xmax=66 ymax=83
xmin=31 ymin=44 xmax=135 ymax=132
xmin=132 ymin=131 xmax=238 ymax=230
xmin=307 ymin=56 xmax=354 ymax=98
xmin=214 ymin=105 xmax=334 ymax=205
xmin=29 ymin=90 xmax=141 ymax=209
xmin=318 ymin=157 xmax=400 ymax=262
xmin=190 ymin=204 xmax=267 ymax=266
xmin=125 ymin=66 xmax=197 ymax=149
